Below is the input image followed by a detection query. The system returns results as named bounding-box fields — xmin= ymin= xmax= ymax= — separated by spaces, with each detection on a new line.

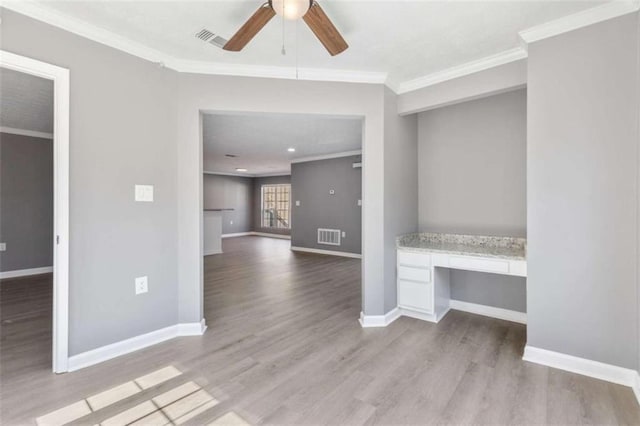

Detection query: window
xmin=261 ymin=184 xmax=291 ymax=229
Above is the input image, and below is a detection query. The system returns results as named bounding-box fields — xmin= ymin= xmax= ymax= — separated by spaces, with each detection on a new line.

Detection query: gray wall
xmin=203 ymin=174 xmax=253 ymax=234
xmin=291 ymin=157 xmax=361 ymax=253
xmin=417 ymin=89 xmax=527 ymax=312
xmin=1 ymin=8 xmax=180 ymax=355
xmin=527 ymin=13 xmax=639 ymax=369
xmin=384 ymin=88 xmax=419 ymax=312
xmin=0 ymin=133 xmax=53 ymax=272
xmin=253 ymin=175 xmax=292 ymax=236
xmin=177 ymin=74 xmax=387 ymax=321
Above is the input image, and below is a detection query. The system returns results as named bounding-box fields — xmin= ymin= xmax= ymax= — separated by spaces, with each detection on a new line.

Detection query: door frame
xmin=1 ymin=50 xmax=70 ymax=373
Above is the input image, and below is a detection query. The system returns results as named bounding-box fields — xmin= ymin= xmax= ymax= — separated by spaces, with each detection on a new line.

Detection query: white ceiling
xmin=202 ymin=112 xmax=362 ymax=175
xmin=0 ymin=67 xmax=54 ymax=133
xmin=11 ymin=1 xmax=606 ymax=88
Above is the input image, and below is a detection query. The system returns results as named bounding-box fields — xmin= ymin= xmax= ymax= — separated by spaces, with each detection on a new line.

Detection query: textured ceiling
xmin=202 ymin=112 xmax=362 ymax=175
xmin=0 ymin=67 xmax=54 ymax=133
xmin=17 ymin=1 xmax=605 ymax=86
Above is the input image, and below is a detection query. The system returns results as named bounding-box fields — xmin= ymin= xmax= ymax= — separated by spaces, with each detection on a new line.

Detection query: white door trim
xmin=1 ymin=50 xmax=70 ymax=373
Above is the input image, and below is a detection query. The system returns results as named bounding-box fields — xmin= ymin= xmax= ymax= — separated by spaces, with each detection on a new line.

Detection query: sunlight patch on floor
xmin=35 ymin=366 xmax=183 ymax=426
xmin=33 ymin=366 xmax=242 ymax=426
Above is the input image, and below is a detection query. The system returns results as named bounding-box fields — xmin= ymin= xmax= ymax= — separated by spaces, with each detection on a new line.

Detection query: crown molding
xmin=172 ymin=59 xmax=387 ymax=85
xmin=5 ymin=0 xmax=637 ymax=98
xmin=2 ymin=1 xmax=387 ymax=86
xmin=0 ymin=126 xmax=53 ymax=139
xmin=203 ymin=170 xmax=255 ymax=178
xmin=254 ymin=172 xmax=291 ymax=178
xmin=518 ymin=0 xmax=640 ymax=45
xmin=2 ymin=1 xmax=169 ymax=66
xmin=291 ymin=150 xmax=362 ymax=164
xmin=396 ymin=48 xmax=527 ymax=95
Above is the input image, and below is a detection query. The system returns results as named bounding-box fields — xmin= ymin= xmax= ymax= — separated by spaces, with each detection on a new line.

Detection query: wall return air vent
xmin=195 ymin=29 xmax=228 ymax=49
xmin=318 ymin=228 xmax=341 ymax=246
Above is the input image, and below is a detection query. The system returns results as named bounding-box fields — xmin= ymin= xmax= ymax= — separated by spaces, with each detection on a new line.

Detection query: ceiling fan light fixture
xmin=270 ymin=0 xmax=312 ymax=20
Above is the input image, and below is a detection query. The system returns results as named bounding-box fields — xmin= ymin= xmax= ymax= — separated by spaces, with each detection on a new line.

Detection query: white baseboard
xmin=449 ymin=299 xmax=527 ymax=324
xmin=292 ymin=246 xmax=362 ymax=259
xmin=68 ymin=320 xmax=207 ymax=372
xmin=252 ymin=232 xmax=291 ymax=239
xmin=222 ymin=231 xmax=291 ymax=240
xmin=523 ymin=345 xmax=638 ymax=389
xmin=359 ymin=308 xmax=401 ymax=327
xmin=222 ymin=232 xmax=253 ymax=238
xmin=177 ymin=319 xmax=207 ymax=336
xmin=0 ymin=266 xmax=53 ymax=279
xmin=633 ymin=373 xmax=640 ymax=406
xmin=399 ymin=308 xmax=439 ymax=323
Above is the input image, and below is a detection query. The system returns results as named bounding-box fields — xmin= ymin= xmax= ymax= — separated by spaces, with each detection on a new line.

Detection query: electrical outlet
xmin=135 ymin=276 xmax=148 ymax=295
xmin=135 ymin=185 xmax=154 ymax=202
xmin=0 ymin=243 xmax=5 ymax=252
xmin=329 ymin=189 xmax=335 ymax=195
xmin=342 ymin=231 xmax=346 ymax=238
xmin=295 ymin=200 xmax=301 ymax=206
xmin=230 ymin=220 xmax=233 ymax=225
xmin=357 ymin=199 xmax=362 ymax=206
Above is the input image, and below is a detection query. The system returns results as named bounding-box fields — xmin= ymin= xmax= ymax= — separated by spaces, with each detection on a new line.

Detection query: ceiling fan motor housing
xmin=269 ymin=0 xmax=314 ymax=20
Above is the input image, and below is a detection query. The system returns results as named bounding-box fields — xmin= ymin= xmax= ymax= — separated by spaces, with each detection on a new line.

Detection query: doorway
xmin=0 ymin=50 xmax=70 ymax=373
xmin=200 ymin=111 xmax=364 ymax=329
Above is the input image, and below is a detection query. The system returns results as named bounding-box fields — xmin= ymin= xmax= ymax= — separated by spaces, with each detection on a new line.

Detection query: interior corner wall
xmin=527 ymin=12 xmax=640 ymax=369
xmin=417 ymin=89 xmax=527 ymax=313
xmin=0 ymin=133 xmax=54 ymax=272
xmin=203 ymin=174 xmax=253 ymax=234
xmin=291 ymin=156 xmax=362 ymax=254
xmin=1 ymin=8 xmax=180 ymax=355
xmin=252 ymin=175 xmax=292 ymax=236
xmin=383 ymin=87 xmax=419 ymax=313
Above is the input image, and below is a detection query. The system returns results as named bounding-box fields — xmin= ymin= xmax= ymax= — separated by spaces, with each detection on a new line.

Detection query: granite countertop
xmin=397 ymin=232 xmax=526 ymax=260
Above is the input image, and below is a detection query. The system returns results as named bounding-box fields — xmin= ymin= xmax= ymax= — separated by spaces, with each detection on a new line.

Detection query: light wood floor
xmin=1 ymin=236 xmax=639 ymax=425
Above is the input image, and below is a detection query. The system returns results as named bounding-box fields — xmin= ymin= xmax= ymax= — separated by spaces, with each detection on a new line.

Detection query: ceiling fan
xmin=223 ymin=0 xmax=348 ymax=56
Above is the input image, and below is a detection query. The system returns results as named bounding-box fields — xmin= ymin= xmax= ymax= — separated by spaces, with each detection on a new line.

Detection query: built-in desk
xmin=396 ymin=233 xmax=526 ymax=323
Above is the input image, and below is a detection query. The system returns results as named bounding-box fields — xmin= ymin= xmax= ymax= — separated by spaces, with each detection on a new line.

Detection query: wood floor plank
xmin=1 ymin=236 xmax=639 ymax=425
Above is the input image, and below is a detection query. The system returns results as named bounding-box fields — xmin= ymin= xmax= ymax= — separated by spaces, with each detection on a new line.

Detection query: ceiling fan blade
xmin=302 ymin=2 xmax=348 ymax=56
xmin=223 ymin=3 xmax=276 ymax=52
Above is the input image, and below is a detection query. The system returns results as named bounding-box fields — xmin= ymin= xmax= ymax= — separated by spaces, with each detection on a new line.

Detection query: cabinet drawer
xmin=398 ymin=251 xmax=431 ymax=268
xmin=398 ymin=266 xmax=431 ymax=282
xmin=398 ymin=280 xmax=433 ymax=313
xmin=448 ymin=256 xmax=509 ymax=274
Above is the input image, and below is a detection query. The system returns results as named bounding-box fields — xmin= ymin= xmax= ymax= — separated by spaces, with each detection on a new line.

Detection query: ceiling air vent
xmin=195 ymin=29 xmax=228 ymax=49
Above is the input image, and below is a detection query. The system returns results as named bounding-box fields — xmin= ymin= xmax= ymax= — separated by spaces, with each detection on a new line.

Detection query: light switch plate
xmin=295 ymin=200 xmax=300 ymax=206
xmin=135 ymin=276 xmax=148 ymax=295
xmin=135 ymin=185 xmax=154 ymax=202
xmin=357 ymin=199 xmax=362 ymax=206
xmin=0 ymin=243 xmax=6 ymax=252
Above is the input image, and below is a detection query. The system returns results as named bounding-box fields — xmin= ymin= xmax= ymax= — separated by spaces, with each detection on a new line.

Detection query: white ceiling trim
xmin=4 ymin=1 xmax=639 ymax=97
xmin=203 ymin=170 xmax=255 ymax=178
xmin=518 ymin=0 xmax=640 ymax=45
xmin=291 ymin=150 xmax=362 ymax=164
xmin=174 ymin=59 xmax=387 ymax=84
xmin=2 ymin=1 xmax=387 ymax=86
xmin=395 ymin=48 xmax=527 ymax=95
xmin=0 ymin=126 xmax=53 ymax=139
xmin=2 ymin=1 xmax=169 ymax=65
xmin=254 ymin=172 xmax=292 ymax=178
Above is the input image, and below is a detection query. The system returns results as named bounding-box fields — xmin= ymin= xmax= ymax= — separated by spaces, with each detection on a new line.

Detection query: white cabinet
xmin=396 ymin=252 xmax=434 ymax=315
xmin=396 ymin=246 xmax=526 ymax=324
xmin=398 ymin=266 xmax=431 ymax=282
xmin=398 ymin=280 xmax=433 ymax=313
